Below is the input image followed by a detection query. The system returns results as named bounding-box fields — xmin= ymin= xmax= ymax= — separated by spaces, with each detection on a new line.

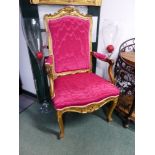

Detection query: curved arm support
xmin=107 ymin=59 xmax=116 ymax=84
xmin=45 ymin=56 xmax=55 ymax=98
xmin=92 ymin=52 xmax=116 ymax=84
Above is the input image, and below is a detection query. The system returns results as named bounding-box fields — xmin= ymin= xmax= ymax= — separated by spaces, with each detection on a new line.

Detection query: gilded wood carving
xmin=30 ymin=0 xmax=102 ymax=6
xmin=57 ymin=97 xmax=118 ymax=138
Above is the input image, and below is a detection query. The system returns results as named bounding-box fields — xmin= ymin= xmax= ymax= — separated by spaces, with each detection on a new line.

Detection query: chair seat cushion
xmin=53 ymin=73 xmax=120 ymax=110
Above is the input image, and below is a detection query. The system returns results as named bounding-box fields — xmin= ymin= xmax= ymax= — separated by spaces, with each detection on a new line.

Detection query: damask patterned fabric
xmin=53 ymin=73 xmax=120 ymax=110
xmin=48 ymin=16 xmax=91 ymax=73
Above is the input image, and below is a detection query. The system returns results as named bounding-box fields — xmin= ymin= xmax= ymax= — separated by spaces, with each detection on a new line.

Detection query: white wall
xmin=19 ymin=11 xmax=36 ymax=94
xmin=96 ymin=0 xmax=135 ymax=80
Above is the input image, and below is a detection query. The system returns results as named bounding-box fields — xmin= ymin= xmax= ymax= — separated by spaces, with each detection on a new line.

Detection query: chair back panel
xmin=47 ymin=15 xmax=91 ymax=73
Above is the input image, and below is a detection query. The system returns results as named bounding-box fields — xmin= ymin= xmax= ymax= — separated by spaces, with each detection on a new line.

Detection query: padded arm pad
xmin=45 ymin=55 xmax=53 ymax=65
xmin=92 ymin=52 xmax=108 ymax=61
xmin=92 ymin=51 xmax=114 ymax=64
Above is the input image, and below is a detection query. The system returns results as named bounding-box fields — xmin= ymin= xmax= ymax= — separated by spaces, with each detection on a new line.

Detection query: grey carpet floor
xmin=19 ymin=94 xmax=37 ymax=113
xmin=19 ymin=103 xmax=135 ymax=155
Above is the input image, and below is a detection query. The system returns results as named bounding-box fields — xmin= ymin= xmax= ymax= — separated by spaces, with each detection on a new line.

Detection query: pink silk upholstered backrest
xmin=47 ymin=15 xmax=91 ymax=74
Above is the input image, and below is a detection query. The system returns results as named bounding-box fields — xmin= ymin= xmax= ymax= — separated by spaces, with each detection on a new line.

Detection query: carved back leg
xmin=57 ymin=111 xmax=64 ymax=139
xmin=107 ymin=98 xmax=118 ymax=122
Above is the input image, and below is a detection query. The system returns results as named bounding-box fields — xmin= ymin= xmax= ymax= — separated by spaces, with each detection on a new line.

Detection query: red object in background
xmin=106 ymin=45 xmax=114 ymax=53
xmin=36 ymin=51 xmax=43 ymax=60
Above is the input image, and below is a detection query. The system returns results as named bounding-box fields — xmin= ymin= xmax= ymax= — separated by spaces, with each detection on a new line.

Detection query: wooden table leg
xmin=123 ymin=97 xmax=135 ymax=128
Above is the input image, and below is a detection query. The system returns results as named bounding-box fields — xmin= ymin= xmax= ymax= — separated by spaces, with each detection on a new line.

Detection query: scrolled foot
xmin=107 ymin=117 xmax=113 ymax=122
xmin=59 ymin=132 xmax=64 ymax=139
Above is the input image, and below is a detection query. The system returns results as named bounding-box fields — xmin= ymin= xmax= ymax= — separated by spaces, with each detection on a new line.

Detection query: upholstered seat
xmin=53 ymin=73 xmax=119 ymax=110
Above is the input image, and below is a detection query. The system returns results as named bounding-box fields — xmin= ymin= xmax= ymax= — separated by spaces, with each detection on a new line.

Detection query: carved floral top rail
xmin=30 ymin=0 xmax=102 ymax=6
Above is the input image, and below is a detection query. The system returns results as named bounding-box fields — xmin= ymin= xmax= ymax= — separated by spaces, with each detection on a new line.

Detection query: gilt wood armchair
xmin=44 ymin=7 xmax=120 ymax=139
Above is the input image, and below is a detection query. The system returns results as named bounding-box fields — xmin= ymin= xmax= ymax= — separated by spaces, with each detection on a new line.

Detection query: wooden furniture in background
xmin=114 ymin=38 xmax=135 ymax=128
xmin=120 ymin=52 xmax=135 ymax=66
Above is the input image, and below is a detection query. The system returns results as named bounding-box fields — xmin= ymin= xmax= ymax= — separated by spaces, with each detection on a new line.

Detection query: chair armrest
xmin=92 ymin=51 xmax=116 ymax=84
xmin=45 ymin=55 xmax=54 ymax=98
xmin=92 ymin=52 xmax=108 ymax=62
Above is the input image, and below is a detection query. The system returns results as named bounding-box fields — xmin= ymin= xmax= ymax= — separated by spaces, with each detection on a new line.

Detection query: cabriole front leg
xmin=107 ymin=98 xmax=118 ymax=122
xmin=57 ymin=111 xmax=64 ymax=139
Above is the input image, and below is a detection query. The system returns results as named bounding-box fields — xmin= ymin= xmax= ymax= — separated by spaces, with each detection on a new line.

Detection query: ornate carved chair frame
xmin=44 ymin=7 xmax=119 ymax=139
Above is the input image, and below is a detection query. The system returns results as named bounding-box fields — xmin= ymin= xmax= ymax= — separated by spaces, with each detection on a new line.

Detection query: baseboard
xmin=22 ymin=89 xmax=37 ymax=98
